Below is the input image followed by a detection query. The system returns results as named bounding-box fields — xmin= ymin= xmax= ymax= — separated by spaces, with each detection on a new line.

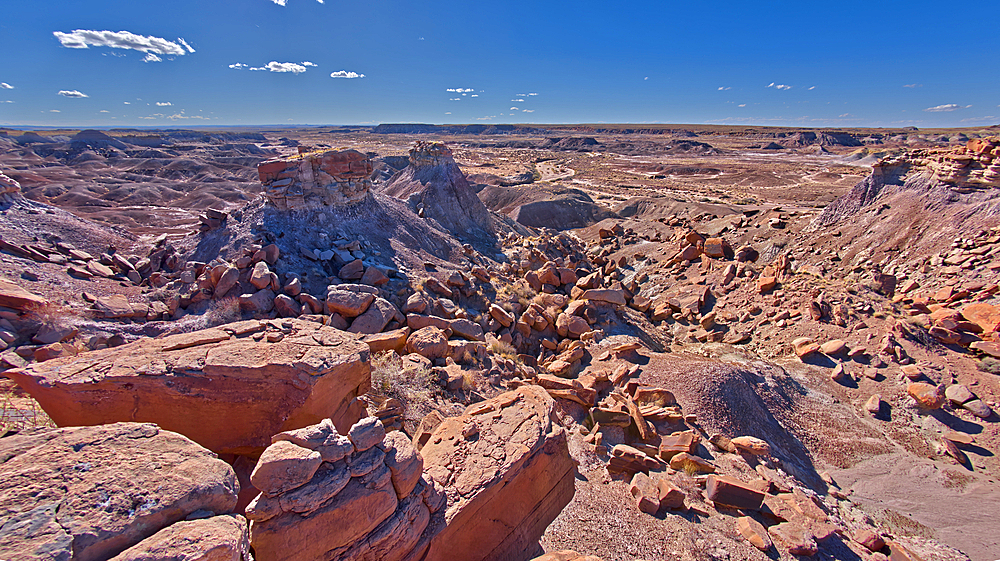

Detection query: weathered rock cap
xmin=7 ymin=318 xmax=371 ymax=455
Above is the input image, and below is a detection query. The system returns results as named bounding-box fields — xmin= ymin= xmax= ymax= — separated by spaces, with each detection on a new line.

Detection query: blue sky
xmin=1 ymin=0 xmax=997 ymax=128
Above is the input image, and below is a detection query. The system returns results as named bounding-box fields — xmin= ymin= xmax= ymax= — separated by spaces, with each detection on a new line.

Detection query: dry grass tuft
xmin=370 ymin=351 xmax=436 ymax=421
xmin=0 ymin=382 xmax=54 ymax=433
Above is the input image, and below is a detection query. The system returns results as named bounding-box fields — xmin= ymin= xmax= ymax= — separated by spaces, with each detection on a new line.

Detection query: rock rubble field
xmin=0 ymin=124 xmax=998 ymax=560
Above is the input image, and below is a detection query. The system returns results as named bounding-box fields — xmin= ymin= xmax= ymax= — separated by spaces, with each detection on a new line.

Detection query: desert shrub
xmin=205 ymin=296 xmax=241 ymax=327
xmin=0 ymin=384 xmax=53 ymax=433
xmin=977 ymin=357 xmax=1000 ymax=374
xmin=370 ymin=351 xmax=436 ymax=419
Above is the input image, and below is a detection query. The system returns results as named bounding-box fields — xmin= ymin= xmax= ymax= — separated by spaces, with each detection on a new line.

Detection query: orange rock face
xmin=421 ymin=385 xmax=576 ymax=561
xmin=8 ymin=319 xmax=371 ymax=455
xmin=258 ymin=149 xmax=373 ymax=210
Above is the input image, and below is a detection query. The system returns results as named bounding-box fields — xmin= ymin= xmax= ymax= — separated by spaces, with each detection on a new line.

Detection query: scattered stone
xmin=768 ymin=522 xmax=818 ymax=556
xmin=791 ymin=337 xmax=820 ymax=358
xmin=907 ymin=382 xmax=946 ymax=409
xmin=731 ymin=436 xmax=770 ymax=456
xmin=737 ymin=516 xmax=772 ymax=551
xmin=706 ymin=475 xmax=765 ymax=510
xmin=250 ymin=440 xmax=323 ymax=496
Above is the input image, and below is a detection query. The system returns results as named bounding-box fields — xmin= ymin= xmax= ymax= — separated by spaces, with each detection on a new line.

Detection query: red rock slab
xmin=0 ymin=278 xmax=48 ymax=311
xmin=0 ymin=423 xmax=238 ymax=561
xmin=706 ymin=475 xmax=765 ymax=510
xmin=7 ymin=319 xmax=370 ymax=455
xmin=109 ymin=514 xmax=250 ymax=561
xmin=421 ymin=385 xmax=576 ymax=561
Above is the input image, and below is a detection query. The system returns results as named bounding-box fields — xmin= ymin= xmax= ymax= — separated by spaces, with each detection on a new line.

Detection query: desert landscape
xmin=0 ymin=121 xmax=997 ymax=561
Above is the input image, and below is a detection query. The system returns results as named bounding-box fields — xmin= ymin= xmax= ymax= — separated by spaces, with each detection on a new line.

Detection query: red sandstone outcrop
xmin=258 ymin=148 xmax=373 ymax=210
xmin=0 ymin=422 xmax=243 ymax=561
xmin=421 ymin=385 xmax=576 ymax=561
xmin=7 ymin=318 xmax=371 ymax=455
xmin=245 ymin=385 xmax=573 ymax=561
xmin=247 ymin=416 xmax=444 ymax=561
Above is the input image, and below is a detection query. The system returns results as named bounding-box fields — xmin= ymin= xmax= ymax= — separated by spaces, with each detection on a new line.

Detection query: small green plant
xmin=489 ymin=338 xmax=519 ymax=362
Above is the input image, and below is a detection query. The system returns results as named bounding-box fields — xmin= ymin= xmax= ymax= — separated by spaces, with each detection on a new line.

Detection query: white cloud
xmin=53 ymin=29 xmax=192 ymax=57
xmin=808 ymin=86 xmax=816 ymax=90
xmin=302 ymin=61 xmax=317 ymax=67
xmin=476 ymin=116 xmax=494 ymax=120
xmin=527 ymin=93 xmax=538 ymax=96
xmin=515 ymin=93 xmax=526 ymax=97
xmin=510 ymin=106 xmax=518 ymax=110
xmin=271 ymin=0 xmax=287 ymax=5
xmin=99 ymin=109 xmax=109 ymax=112
xmin=738 ymin=104 xmax=746 ymax=107
xmin=418 ymin=37 xmax=425 ymax=40
xmin=58 ymin=90 xmax=88 ymax=98
xmin=512 ymin=98 xmax=525 ymax=102
xmin=229 ymin=63 xmax=249 ymax=69
xmin=1 ymin=101 xmax=13 ymax=103
xmin=838 ymin=113 xmax=852 ymax=118
xmin=252 ymin=61 xmax=308 ymax=73
xmin=644 ymin=77 xmax=648 ymax=80
xmin=449 ymin=98 xmax=461 ymax=101
xmin=0 ymin=83 xmax=12 ymax=89
xmin=522 ymin=109 xmax=534 ymax=113
xmin=142 ymin=53 xmax=162 ymax=63
xmin=330 ymin=70 xmax=364 ymax=78
xmin=718 ymin=86 xmax=731 ymax=91
xmin=923 ymin=104 xmax=969 ymax=112
xmin=156 ymin=101 xmax=172 ymax=106
xmin=903 ymin=84 xmax=921 ymax=88
xmin=470 ymin=94 xmax=478 ymax=97
xmin=49 ymin=109 xmax=61 ymax=113
xmin=961 ymin=116 xmax=996 ymax=122
xmin=446 ymin=88 xmax=474 ymax=93
xmin=766 ymin=82 xmax=792 ymax=90
xmin=445 ymin=112 xmax=451 ymax=114
xmin=123 ymin=101 xmax=130 ymax=104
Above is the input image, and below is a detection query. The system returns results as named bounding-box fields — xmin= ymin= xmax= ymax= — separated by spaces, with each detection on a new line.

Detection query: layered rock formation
xmin=7 ymin=318 xmax=371 ymax=455
xmin=0 ymin=422 xmax=246 ymax=561
xmin=245 ymin=385 xmax=573 ymax=561
xmin=258 ymin=148 xmax=373 ymax=210
xmin=380 ymin=142 xmax=496 ymax=241
xmin=247 ymin=417 xmax=443 ymax=561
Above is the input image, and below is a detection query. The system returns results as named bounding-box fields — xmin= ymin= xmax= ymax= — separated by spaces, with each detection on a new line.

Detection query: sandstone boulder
xmin=348 ymin=297 xmax=402 ymax=335
xmin=405 ymin=326 xmax=450 ymax=360
xmin=109 ymin=514 xmax=251 ymax=561
xmin=8 ymin=319 xmax=371 ymax=455
xmin=421 ymin=385 xmax=576 ymax=561
xmin=0 ymin=423 xmax=239 ymax=561
xmin=326 ymin=288 xmax=375 ymax=317
xmin=248 ymin=417 xmax=444 ymax=561
xmin=907 ymin=382 xmax=946 ymax=409
xmin=0 ymin=278 xmax=48 ymax=311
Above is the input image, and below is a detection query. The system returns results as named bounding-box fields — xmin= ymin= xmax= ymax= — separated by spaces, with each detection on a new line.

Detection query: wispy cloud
xmin=123 ymin=101 xmax=131 ymax=104
xmin=718 ymin=86 xmax=731 ymax=91
xmin=0 ymin=83 xmax=12 ymax=89
xmin=1 ymin=101 xmax=13 ymax=104
xmin=53 ymin=29 xmax=193 ymax=58
xmin=248 ymin=61 xmax=308 ymax=73
xmin=528 ymin=93 xmax=538 ymax=96
xmin=924 ymin=103 xmax=970 ymax=112
xmin=447 ymin=88 xmax=474 ymax=93
xmin=142 ymin=53 xmax=161 ymax=63
xmin=766 ymin=82 xmax=792 ymax=90
xmin=510 ymin=106 xmax=518 ymax=110
xmin=738 ymin=104 xmax=746 ymax=107
xmin=807 ymin=86 xmax=816 ymax=90
xmin=838 ymin=113 xmax=852 ymax=118
xmin=58 ymin=90 xmax=88 ymax=98
xmin=522 ymin=109 xmax=534 ymax=113
xmin=156 ymin=101 xmax=172 ymax=106
xmin=512 ymin=98 xmax=525 ymax=102
xmin=270 ymin=0 xmax=325 ymax=5
xmin=476 ymin=116 xmax=495 ymax=121
xmin=449 ymin=98 xmax=461 ymax=101
xmin=49 ymin=109 xmax=61 ymax=113
xmin=229 ymin=63 xmax=249 ymax=69
xmin=99 ymin=109 xmax=109 ymax=113
xmin=903 ymin=84 xmax=922 ymax=88
xmin=302 ymin=61 xmax=317 ymax=67
xmin=330 ymin=70 xmax=364 ymax=78
xmin=470 ymin=94 xmax=478 ymax=97
xmin=961 ymin=116 xmax=996 ymax=122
